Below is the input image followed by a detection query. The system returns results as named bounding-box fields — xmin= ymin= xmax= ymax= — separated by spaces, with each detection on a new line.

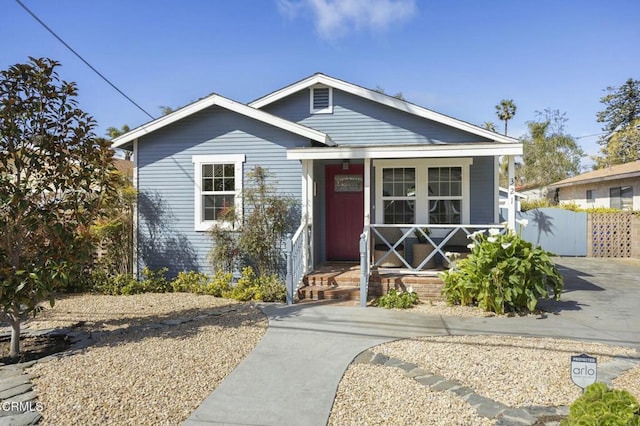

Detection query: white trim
xmin=310 ymin=86 xmax=333 ymax=114
xmin=494 ymin=156 xmax=499 ymax=223
xmin=192 ymin=154 xmax=246 ymax=232
xmin=251 ymin=73 xmax=519 ymax=144
xmin=287 ymin=143 xmax=522 ymax=160
xmin=132 ymin=139 xmax=139 ymax=278
xmin=374 ymin=158 xmax=472 ymax=225
xmin=112 ymin=93 xmax=334 ymax=148
xmin=507 ymin=155 xmax=516 ymax=230
xmin=364 ymin=158 xmax=371 ymax=227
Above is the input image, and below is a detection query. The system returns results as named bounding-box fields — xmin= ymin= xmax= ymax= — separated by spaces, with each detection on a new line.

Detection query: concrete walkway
xmin=184 ymin=258 xmax=640 ymax=426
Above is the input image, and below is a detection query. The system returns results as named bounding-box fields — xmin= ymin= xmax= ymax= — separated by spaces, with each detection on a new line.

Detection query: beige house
xmin=549 ymin=160 xmax=640 ymax=210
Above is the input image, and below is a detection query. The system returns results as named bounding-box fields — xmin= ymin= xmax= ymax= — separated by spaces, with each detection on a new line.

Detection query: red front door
xmin=326 ymin=164 xmax=364 ymax=260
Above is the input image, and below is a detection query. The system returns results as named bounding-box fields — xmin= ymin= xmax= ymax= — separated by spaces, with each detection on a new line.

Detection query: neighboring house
xmin=112 ymin=73 xmax=522 ymax=279
xmin=548 ymin=160 xmax=640 ymax=210
xmin=517 ymin=184 xmax=549 ymax=202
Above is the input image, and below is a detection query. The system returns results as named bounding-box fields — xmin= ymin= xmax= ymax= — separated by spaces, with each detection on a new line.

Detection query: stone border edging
xmin=0 ymin=306 xmax=240 ymax=426
xmin=353 ymin=349 xmax=640 ymax=426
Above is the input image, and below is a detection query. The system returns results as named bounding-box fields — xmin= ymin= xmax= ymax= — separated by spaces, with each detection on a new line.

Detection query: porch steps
xmin=298 ymin=263 xmax=445 ymax=302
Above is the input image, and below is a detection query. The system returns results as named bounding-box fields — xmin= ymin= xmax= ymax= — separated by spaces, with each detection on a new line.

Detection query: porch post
xmin=363 ymin=158 xmax=371 ymax=227
xmin=301 ymin=160 xmax=310 ymax=272
xmin=507 ymin=155 xmax=516 ymax=230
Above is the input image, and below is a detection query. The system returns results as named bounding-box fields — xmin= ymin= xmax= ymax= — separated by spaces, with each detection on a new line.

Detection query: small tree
xmin=209 ymin=166 xmax=295 ymax=277
xmin=0 ymin=57 xmax=117 ymax=356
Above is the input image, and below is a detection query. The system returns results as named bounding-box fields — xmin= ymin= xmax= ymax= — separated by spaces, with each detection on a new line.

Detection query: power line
xmin=15 ymin=0 xmax=155 ymax=120
xmin=575 ymin=132 xmax=606 ymax=140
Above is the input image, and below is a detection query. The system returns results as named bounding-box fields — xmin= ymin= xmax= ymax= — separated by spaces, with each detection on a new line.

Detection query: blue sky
xmin=3 ymin=0 xmax=639 ymax=166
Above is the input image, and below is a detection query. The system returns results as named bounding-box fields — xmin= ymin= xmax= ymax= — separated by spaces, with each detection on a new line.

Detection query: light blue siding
xmin=470 ymin=156 xmax=496 ymax=223
xmin=136 ymin=106 xmax=308 ymax=276
xmin=263 ymin=89 xmax=493 ymax=145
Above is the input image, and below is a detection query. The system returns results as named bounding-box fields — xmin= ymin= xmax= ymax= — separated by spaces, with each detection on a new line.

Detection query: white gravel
xmin=26 ymin=293 xmax=267 ymax=426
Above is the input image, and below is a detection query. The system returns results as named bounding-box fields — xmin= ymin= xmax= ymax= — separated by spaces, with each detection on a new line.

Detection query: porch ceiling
xmin=286 ymin=142 xmax=523 ymax=160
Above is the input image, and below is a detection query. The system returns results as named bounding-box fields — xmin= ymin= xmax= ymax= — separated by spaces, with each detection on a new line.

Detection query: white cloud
xmin=278 ymin=0 xmax=417 ymax=39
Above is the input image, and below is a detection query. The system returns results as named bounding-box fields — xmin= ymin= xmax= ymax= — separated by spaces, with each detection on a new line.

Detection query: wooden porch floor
xmin=298 ymin=262 xmax=446 ymax=302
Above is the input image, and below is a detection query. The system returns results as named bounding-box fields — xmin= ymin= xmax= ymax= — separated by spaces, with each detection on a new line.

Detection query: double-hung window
xmin=427 ymin=167 xmax=463 ymax=224
xmin=381 ymin=168 xmax=416 ymax=224
xmin=192 ymin=154 xmax=245 ymax=231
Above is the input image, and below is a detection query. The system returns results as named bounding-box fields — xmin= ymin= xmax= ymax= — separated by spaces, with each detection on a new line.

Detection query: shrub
xmin=91 ymin=267 xmax=170 ymax=295
xmin=376 ymin=289 xmax=419 ymax=309
xmin=223 ymin=266 xmax=286 ymax=302
xmin=205 ymin=270 xmax=233 ymax=297
xmin=440 ymin=225 xmax=563 ymax=314
xmin=91 ymin=270 xmax=138 ymax=295
xmin=561 ymin=383 xmax=640 ymax=426
xmin=171 ymin=271 xmax=211 ymax=293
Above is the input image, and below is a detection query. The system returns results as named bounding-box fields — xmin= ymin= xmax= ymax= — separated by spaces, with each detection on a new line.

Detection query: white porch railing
xmin=285 ymin=219 xmax=312 ymax=305
xmin=368 ymin=223 xmax=506 ymax=271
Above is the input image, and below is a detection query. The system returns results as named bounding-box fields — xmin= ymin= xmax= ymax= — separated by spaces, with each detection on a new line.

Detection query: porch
xmin=286 ymin=223 xmax=506 ymax=305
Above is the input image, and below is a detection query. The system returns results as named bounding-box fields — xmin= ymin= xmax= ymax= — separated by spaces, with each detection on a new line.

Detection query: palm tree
xmin=495 ymin=99 xmax=517 ymax=135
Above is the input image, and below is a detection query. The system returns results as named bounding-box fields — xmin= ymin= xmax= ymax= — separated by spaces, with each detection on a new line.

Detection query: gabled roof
xmin=250 ymin=73 xmax=519 ymax=144
xmin=111 ymin=93 xmax=334 ymax=150
xmin=549 ymin=160 xmax=640 ymax=188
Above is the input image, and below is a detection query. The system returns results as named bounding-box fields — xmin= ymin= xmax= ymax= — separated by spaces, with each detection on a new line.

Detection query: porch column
xmin=507 ymin=155 xmax=516 ymax=230
xmin=301 ymin=160 xmax=313 ymax=271
xmin=363 ymin=158 xmax=371 ymax=227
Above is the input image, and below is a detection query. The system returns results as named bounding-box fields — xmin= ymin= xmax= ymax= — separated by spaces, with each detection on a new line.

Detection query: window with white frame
xmin=310 ymin=86 xmax=333 ymax=114
xmin=428 ymin=167 xmax=462 ymax=224
xmin=374 ymin=159 xmax=471 ymax=225
xmin=586 ymin=189 xmax=594 ymax=203
xmin=381 ymin=168 xmax=416 ymax=224
xmin=192 ymin=154 xmax=245 ymax=231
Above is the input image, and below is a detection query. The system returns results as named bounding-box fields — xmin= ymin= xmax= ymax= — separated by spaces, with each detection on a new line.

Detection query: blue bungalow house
xmin=112 ymin=73 xmax=522 ymax=302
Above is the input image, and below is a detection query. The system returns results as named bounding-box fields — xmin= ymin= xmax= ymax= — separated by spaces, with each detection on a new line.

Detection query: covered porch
xmin=284 ymin=143 xmax=522 ymax=305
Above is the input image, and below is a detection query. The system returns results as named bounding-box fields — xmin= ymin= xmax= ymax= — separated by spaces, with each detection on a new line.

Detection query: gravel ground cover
xmin=329 ymin=335 xmax=638 ymax=425
xmin=328 ymin=363 xmax=494 ymax=426
xmin=24 ymin=294 xmax=267 ymax=426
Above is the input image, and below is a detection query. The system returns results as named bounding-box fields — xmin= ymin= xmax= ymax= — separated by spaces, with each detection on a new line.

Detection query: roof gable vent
xmin=310 ymin=86 xmax=332 ymax=114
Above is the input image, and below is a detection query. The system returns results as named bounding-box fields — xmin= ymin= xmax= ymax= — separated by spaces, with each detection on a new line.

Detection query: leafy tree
xmin=495 ymin=99 xmax=517 ymax=135
xmin=209 ymin=166 xmax=295 ymax=277
xmin=594 ymin=78 xmax=640 ymax=167
xmin=0 ymin=57 xmax=117 ymax=356
xmin=519 ymin=109 xmax=584 ymax=186
xmin=159 ymin=105 xmax=174 ymax=115
xmin=596 ymin=78 xmax=640 ymax=135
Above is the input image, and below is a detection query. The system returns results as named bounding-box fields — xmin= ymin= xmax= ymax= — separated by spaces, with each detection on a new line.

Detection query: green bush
xmin=223 ymin=266 xmax=286 ymax=302
xmin=205 ymin=270 xmax=233 ymax=297
xmin=440 ymin=226 xmax=563 ymax=314
xmin=561 ymin=383 xmax=640 ymax=426
xmin=376 ymin=289 xmax=419 ymax=309
xmin=171 ymin=271 xmax=211 ymax=293
xmin=91 ymin=270 xmax=138 ymax=295
xmin=91 ymin=267 xmax=170 ymax=295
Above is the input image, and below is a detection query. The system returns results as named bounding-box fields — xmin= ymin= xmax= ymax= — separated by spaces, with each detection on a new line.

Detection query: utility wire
xmin=576 ymin=132 xmax=606 ymax=140
xmin=15 ymin=0 xmax=155 ymax=120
